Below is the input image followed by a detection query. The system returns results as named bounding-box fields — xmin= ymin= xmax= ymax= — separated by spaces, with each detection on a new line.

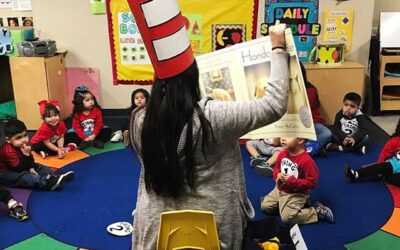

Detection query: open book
xmin=196 ymin=29 xmax=317 ymax=140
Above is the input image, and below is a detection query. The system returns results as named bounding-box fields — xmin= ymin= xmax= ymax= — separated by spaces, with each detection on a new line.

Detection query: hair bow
xmin=75 ymin=85 xmax=89 ymax=93
xmin=38 ymin=99 xmax=60 ymax=116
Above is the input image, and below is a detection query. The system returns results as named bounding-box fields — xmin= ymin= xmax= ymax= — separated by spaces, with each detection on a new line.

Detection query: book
xmin=196 ymin=29 xmax=317 ymax=140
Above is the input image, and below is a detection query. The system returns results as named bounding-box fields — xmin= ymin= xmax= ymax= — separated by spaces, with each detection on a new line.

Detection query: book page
xmin=196 ymin=29 xmax=316 ymax=140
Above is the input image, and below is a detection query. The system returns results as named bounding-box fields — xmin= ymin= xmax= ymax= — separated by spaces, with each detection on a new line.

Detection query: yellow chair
xmin=157 ymin=210 xmax=220 ymax=250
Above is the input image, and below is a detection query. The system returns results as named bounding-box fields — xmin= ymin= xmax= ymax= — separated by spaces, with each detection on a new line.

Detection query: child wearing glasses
xmin=65 ymin=86 xmax=112 ymax=150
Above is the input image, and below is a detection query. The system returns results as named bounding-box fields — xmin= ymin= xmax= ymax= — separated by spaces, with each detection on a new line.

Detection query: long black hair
xmin=128 ymin=88 xmax=150 ymax=114
xmin=300 ymin=61 xmax=320 ymax=107
xmin=141 ymin=60 xmax=212 ymax=198
xmin=72 ymin=87 xmax=101 ymax=116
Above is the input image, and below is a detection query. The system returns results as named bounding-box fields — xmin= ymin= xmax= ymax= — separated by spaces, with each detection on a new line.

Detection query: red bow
xmin=38 ymin=99 xmax=60 ymax=116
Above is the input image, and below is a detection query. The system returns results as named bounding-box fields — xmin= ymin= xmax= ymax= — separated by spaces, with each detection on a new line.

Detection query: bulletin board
xmin=106 ymin=0 xmax=258 ymax=85
xmin=261 ymin=0 xmax=320 ymax=62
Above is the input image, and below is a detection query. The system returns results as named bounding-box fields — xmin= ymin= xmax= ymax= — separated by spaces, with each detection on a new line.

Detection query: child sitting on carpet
xmin=344 ymin=118 xmax=400 ymax=187
xmin=326 ymin=92 xmax=368 ymax=155
xmin=110 ymin=88 xmax=149 ymax=146
xmin=65 ymin=86 xmax=112 ymax=150
xmin=0 ymin=185 xmax=29 ymax=221
xmin=246 ymin=137 xmax=283 ymax=177
xmin=31 ymin=100 xmax=77 ymax=159
xmin=260 ymin=137 xmax=335 ymax=225
xmin=0 ymin=119 xmax=74 ymax=191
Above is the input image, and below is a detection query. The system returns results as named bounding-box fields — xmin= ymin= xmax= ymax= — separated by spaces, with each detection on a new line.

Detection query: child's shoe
xmin=40 ymin=151 xmax=48 ymax=159
xmin=343 ymin=164 xmax=358 ymax=183
xmin=63 ymin=143 xmax=77 ymax=152
xmin=44 ymin=173 xmax=65 ymax=191
xmin=55 ymin=171 xmax=75 ymax=182
xmin=9 ymin=203 xmax=29 ymax=221
xmin=326 ymin=143 xmax=343 ymax=152
xmin=92 ymin=140 xmax=104 ymax=149
xmin=250 ymin=156 xmax=267 ymax=168
xmin=123 ymin=130 xmax=130 ymax=147
xmin=79 ymin=141 xmax=91 ymax=150
xmin=359 ymin=146 xmax=366 ymax=155
xmin=314 ymin=202 xmax=335 ymax=224
xmin=254 ymin=163 xmax=274 ymax=177
xmin=111 ymin=130 xmax=123 ymax=143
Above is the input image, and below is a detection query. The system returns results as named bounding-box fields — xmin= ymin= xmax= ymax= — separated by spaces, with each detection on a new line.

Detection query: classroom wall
xmin=2 ymin=0 xmax=375 ymax=108
xmin=373 ymin=0 xmax=400 ymax=27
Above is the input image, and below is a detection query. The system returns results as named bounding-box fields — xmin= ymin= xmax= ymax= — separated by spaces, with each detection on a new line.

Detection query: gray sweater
xmin=130 ymin=52 xmax=289 ymax=250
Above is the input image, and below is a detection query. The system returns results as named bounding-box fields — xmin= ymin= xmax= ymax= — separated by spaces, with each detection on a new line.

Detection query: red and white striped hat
xmin=127 ymin=0 xmax=194 ymax=79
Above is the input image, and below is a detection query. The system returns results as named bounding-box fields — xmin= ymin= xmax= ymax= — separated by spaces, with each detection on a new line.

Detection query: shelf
xmin=379 ymin=54 xmax=400 ymax=111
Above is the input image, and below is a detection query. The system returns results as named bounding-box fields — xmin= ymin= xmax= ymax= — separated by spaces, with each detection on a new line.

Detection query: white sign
xmin=290 ymin=224 xmax=308 ymax=250
xmin=107 ymin=221 xmax=133 ymax=236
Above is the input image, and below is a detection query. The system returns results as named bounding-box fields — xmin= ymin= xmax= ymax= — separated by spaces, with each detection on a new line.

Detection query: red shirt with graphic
xmin=273 ymin=149 xmax=319 ymax=195
xmin=72 ymin=107 xmax=103 ymax=140
xmin=31 ymin=121 xmax=67 ymax=144
xmin=0 ymin=142 xmax=23 ymax=172
xmin=378 ymin=136 xmax=400 ymax=163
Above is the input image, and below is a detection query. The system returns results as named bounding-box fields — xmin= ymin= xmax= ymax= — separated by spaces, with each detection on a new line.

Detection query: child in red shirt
xmin=344 ymin=118 xmax=400 ymax=187
xmin=261 ymin=137 xmax=334 ymax=225
xmin=31 ymin=100 xmax=76 ymax=159
xmin=65 ymin=86 xmax=111 ymax=150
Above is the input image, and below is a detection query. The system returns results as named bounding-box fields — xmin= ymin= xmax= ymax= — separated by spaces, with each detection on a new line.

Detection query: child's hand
xmin=57 ymin=148 xmax=66 ymax=159
xmin=20 ymin=144 xmax=31 ymax=156
xmin=29 ymin=168 xmax=38 ymax=175
xmin=281 ymin=174 xmax=290 ymax=184
xmin=347 ymin=137 xmax=355 ymax=146
xmin=86 ymin=135 xmax=96 ymax=141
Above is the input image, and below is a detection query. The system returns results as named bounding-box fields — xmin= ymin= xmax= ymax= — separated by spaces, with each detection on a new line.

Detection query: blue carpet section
xmin=28 ymin=149 xmax=139 ymax=250
xmin=3 ymin=145 xmax=393 ymax=250
xmin=0 ymin=216 xmax=40 ymax=249
xmin=242 ymin=144 xmax=393 ymax=250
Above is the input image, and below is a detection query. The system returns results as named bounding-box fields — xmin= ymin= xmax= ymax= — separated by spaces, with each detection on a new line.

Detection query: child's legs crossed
xmin=315 ymin=123 xmax=332 ymax=147
xmin=32 ymin=142 xmax=57 ymax=155
xmin=0 ymin=170 xmax=44 ymax=188
xmin=97 ymin=127 xmax=112 ymax=143
xmin=64 ymin=132 xmax=83 ymax=145
xmin=279 ymin=192 xmax=318 ymax=225
xmin=261 ymin=186 xmax=279 ymax=214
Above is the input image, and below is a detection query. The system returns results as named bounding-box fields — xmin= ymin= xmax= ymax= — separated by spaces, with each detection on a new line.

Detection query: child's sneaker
xmin=9 ymin=203 xmax=29 ymax=222
xmin=44 ymin=174 xmax=65 ymax=191
xmin=360 ymin=146 xmax=366 ymax=155
xmin=40 ymin=151 xmax=48 ymax=159
xmin=123 ymin=130 xmax=130 ymax=147
xmin=343 ymin=164 xmax=357 ymax=183
xmin=92 ymin=140 xmax=104 ymax=149
xmin=60 ymin=171 xmax=75 ymax=182
xmin=314 ymin=202 xmax=335 ymax=224
xmin=111 ymin=130 xmax=123 ymax=143
xmin=326 ymin=143 xmax=343 ymax=152
xmin=250 ymin=157 xmax=267 ymax=168
xmin=63 ymin=143 xmax=77 ymax=152
xmin=79 ymin=141 xmax=91 ymax=150
xmin=254 ymin=163 xmax=273 ymax=177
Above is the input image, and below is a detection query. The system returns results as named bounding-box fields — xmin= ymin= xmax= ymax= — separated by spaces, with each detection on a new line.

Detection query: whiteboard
xmin=380 ymin=12 xmax=400 ymax=48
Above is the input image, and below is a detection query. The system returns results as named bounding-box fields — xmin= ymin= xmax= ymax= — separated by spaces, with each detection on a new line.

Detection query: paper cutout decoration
xmin=0 ymin=28 xmax=13 ymax=55
xmin=91 ymin=0 xmax=106 ymax=15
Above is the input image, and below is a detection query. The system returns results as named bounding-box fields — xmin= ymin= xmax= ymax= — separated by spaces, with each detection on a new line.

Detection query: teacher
xmin=128 ymin=1 xmax=289 ymax=249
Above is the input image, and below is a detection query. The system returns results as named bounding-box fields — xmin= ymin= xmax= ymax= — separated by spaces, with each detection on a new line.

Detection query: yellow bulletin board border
xmin=106 ymin=0 xmax=259 ymax=85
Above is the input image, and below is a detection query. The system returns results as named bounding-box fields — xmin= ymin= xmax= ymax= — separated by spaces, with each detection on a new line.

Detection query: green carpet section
xmin=345 ymin=230 xmax=400 ymax=250
xmin=83 ymin=141 xmax=125 ymax=155
xmin=5 ymin=233 xmax=76 ymax=250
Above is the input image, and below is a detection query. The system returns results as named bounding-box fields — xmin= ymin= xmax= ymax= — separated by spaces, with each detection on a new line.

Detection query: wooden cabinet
xmin=379 ymin=54 xmax=400 ymax=112
xmin=304 ymin=62 xmax=365 ymax=125
xmin=9 ymin=55 xmax=70 ymax=130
